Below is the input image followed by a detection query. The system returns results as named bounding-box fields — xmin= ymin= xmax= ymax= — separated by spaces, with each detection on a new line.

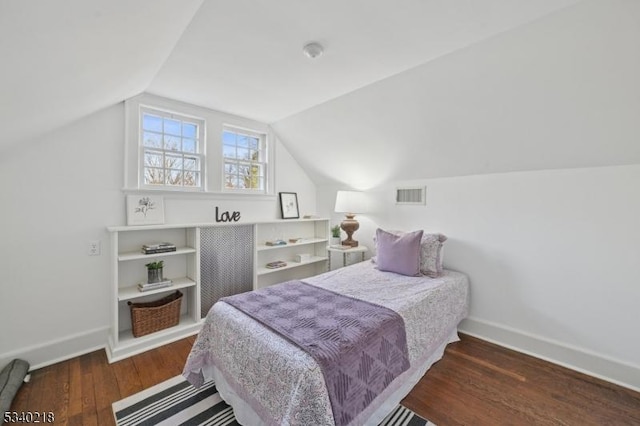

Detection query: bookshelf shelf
xmin=117 ymin=247 xmax=197 ymax=262
xmin=117 ymin=277 xmax=197 ymax=302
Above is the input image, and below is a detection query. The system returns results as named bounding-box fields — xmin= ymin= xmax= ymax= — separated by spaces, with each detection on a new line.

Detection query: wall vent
xmin=396 ymin=186 xmax=426 ymax=205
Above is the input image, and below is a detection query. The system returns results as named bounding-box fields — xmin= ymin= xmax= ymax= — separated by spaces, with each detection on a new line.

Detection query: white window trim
xmin=124 ymin=93 xmax=275 ymax=196
xmin=221 ymin=125 xmax=269 ymax=194
xmin=139 ymin=106 xmax=206 ymax=192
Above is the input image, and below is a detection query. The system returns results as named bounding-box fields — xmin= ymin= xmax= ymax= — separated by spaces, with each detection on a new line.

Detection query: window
xmin=125 ymin=93 xmax=275 ymax=195
xmin=222 ymin=127 xmax=267 ymax=192
xmin=140 ymin=108 xmax=205 ymax=190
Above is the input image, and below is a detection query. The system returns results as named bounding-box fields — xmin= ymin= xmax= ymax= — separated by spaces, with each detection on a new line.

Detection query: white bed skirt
xmin=209 ymin=328 xmax=460 ymax=426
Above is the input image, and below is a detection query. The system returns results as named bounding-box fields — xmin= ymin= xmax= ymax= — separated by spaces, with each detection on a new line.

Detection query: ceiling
xmin=148 ymin=0 xmax=584 ymax=123
xmin=0 ymin=0 xmax=584 ymax=153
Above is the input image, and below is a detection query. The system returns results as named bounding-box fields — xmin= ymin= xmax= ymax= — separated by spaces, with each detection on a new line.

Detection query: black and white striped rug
xmin=112 ymin=375 xmax=435 ymax=426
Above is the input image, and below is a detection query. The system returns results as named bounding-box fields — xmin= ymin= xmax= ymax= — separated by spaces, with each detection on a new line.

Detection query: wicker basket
xmin=128 ymin=291 xmax=183 ymax=337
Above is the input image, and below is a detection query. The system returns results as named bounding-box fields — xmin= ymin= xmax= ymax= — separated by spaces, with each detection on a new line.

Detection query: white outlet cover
xmin=88 ymin=240 xmax=101 ymax=256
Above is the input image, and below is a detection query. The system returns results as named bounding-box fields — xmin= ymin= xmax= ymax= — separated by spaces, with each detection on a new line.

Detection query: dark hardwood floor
xmin=10 ymin=334 xmax=640 ymax=425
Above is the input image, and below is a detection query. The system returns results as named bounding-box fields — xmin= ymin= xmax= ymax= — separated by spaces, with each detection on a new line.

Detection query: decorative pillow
xmin=375 ymin=228 xmax=423 ymax=276
xmin=373 ymin=230 xmax=447 ymax=277
xmin=419 ymin=233 xmax=447 ymax=277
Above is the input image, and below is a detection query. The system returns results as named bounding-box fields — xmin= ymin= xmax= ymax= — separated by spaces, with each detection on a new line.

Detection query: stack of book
xmin=265 ymin=239 xmax=287 ymax=246
xmin=265 ymin=260 xmax=287 ymax=269
xmin=138 ymin=279 xmax=173 ymax=292
xmin=141 ymin=242 xmax=176 ymax=254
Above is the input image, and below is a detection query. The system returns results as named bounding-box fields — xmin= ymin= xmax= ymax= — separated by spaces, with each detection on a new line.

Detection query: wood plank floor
xmin=10 ymin=333 xmax=640 ymax=425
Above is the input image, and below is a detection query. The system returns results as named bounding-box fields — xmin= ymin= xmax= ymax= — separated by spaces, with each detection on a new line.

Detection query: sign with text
xmin=215 ymin=206 xmax=241 ymax=223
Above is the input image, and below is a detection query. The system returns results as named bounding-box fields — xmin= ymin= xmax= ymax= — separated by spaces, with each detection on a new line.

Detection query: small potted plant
xmin=145 ymin=260 xmax=164 ymax=283
xmin=330 ymin=225 xmax=341 ymax=246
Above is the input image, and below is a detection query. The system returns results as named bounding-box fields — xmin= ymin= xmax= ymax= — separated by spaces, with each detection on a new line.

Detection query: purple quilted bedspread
xmin=220 ymin=280 xmax=410 ymax=426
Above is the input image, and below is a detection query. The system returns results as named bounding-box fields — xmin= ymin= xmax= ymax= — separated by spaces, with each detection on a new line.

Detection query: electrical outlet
xmin=88 ymin=240 xmax=101 ymax=256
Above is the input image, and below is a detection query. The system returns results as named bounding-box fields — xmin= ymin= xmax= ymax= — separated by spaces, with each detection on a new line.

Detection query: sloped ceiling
xmin=147 ymin=0 xmax=582 ymax=124
xmin=272 ymin=0 xmax=640 ymax=187
xmin=1 ymin=0 xmax=583 ymax=157
xmin=0 ymin=0 xmax=203 ymax=152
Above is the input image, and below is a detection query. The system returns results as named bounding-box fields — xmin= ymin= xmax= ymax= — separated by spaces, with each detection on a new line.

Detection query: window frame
xmin=221 ymin=125 xmax=269 ymax=194
xmin=139 ymin=107 xmax=206 ymax=192
xmin=124 ymin=93 xmax=275 ymax=197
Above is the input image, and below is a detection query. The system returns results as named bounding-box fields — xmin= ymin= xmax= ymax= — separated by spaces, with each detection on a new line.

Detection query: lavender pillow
xmin=373 ymin=230 xmax=447 ymax=277
xmin=375 ymin=228 xmax=423 ymax=276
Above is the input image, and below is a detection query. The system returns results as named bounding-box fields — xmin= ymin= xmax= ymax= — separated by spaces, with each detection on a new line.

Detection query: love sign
xmin=215 ymin=206 xmax=241 ymax=223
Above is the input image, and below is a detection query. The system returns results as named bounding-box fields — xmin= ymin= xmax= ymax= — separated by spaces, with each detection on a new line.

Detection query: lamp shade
xmin=334 ymin=191 xmax=367 ymax=214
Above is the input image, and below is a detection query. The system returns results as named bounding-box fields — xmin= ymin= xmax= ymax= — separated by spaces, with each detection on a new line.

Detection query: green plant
xmin=145 ymin=260 xmax=164 ymax=270
xmin=331 ymin=225 xmax=341 ymax=238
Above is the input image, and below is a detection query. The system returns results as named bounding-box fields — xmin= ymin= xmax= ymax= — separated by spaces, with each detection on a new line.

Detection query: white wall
xmin=0 ymin=102 xmax=316 ymax=369
xmin=317 ymin=164 xmax=640 ymax=390
xmin=275 ymin=0 xmax=640 ymax=391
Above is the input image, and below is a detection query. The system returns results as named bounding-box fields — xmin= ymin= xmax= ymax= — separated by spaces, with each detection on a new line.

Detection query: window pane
xmin=223 ymin=145 xmax=236 ymax=158
xmin=144 ymin=168 xmax=164 ymax=185
xmin=164 ymin=135 xmax=181 ymax=151
xmin=249 ymin=149 xmax=260 ymax=161
xmin=143 ymin=132 xmax=162 ymax=148
xmin=244 ymin=165 xmax=262 ymax=189
xmin=165 ymin=154 xmax=183 ymax=170
xmin=250 ymin=164 xmax=263 ymax=177
xmin=249 ymin=137 xmax=259 ymax=150
xmin=184 ymin=157 xmax=199 ymax=171
xmin=224 ymin=162 xmax=237 ymax=175
xmin=144 ymin=151 xmax=163 ymax=167
xmin=225 ymin=175 xmax=238 ymax=189
xmin=143 ymin=114 xmax=162 ymax=132
xmin=237 ymin=147 xmax=250 ymax=160
xmin=164 ymin=118 xmax=181 ymax=136
xmin=222 ymin=131 xmax=236 ymax=145
xmin=182 ymin=123 xmax=197 ymax=138
xmin=237 ymin=135 xmax=249 ymax=148
xmin=236 ymin=177 xmax=247 ymax=189
xmin=183 ymin=171 xmax=199 ymax=187
xmin=182 ymin=138 xmax=196 ymax=153
xmin=166 ymin=170 xmax=182 ymax=186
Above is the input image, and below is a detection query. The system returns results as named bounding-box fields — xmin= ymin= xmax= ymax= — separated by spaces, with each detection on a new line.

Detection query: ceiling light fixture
xmin=302 ymin=42 xmax=324 ymax=59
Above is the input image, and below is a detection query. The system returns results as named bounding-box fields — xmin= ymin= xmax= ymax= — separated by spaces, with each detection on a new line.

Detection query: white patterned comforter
xmin=183 ymin=261 xmax=469 ymax=425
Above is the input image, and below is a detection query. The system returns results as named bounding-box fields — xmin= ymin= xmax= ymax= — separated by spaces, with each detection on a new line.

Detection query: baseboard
xmin=0 ymin=327 xmax=109 ymax=371
xmin=459 ymin=317 xmax=640 ymax=393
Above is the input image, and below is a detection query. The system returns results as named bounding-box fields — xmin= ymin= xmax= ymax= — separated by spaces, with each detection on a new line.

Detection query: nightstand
xmin=327 ymin=246 xmax=369 ymax=270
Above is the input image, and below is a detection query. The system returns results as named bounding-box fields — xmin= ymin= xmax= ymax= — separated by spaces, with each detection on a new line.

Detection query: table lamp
xmin=334 ymin=190 xmax=366 ymax=247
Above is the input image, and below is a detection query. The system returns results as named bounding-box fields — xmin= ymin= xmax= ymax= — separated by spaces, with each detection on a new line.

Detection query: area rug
xmin=112 ymin=375 xmax=435 ymax=426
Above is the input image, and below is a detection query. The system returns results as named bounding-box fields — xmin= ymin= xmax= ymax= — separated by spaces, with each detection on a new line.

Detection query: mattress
xmin=183 ymin=261 xmax=469 ymax=425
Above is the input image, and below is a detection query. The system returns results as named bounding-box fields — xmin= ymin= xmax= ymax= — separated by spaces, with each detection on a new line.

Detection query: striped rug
xmin=112 ymin=375 xmax=435 ymax=426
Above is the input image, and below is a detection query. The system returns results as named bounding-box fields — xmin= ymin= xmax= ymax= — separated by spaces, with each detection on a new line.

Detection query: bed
xmin=183 ymin=260 xmax=469 ymax=425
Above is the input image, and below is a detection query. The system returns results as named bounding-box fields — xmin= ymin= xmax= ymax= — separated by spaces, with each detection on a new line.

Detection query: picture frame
xmin=279 ymin=192 xmax=299 ymax=219
xmin=126 ymin=195 xmax=165 ymax=226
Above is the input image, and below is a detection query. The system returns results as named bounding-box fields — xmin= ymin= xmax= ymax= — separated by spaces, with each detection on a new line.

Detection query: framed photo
xmin=279 ymin=192 xmax=299 ymax=219
xmin=126 ymin=195 xmax=165 ymax=225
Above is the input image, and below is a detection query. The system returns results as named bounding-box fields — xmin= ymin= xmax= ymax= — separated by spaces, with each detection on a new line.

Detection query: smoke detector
xmin=302 ymin=42 xmax=324 ymax=59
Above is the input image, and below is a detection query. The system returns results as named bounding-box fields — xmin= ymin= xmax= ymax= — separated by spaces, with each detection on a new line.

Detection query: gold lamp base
xmin=340 ymin=214 xmax=359 ymax=247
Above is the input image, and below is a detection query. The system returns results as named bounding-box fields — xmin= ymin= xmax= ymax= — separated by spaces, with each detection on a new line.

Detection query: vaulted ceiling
xmin=2 ymin=0 xmax=581 ymax=150
xmin=3 ymin=0 xmax=638 ymax=187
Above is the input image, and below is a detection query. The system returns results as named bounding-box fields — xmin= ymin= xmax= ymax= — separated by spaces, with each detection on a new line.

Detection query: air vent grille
xmin=396 ymin=187 xmax=426 ymax=205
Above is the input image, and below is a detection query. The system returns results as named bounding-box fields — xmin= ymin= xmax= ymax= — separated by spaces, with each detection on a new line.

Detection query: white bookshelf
xmin=254 ymin=219 xmax=329 ymax=289
xmin=105 ymin=218 xmax=330 ymax=362
xmin=106 ymin=225 xmax=201 ymax=363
